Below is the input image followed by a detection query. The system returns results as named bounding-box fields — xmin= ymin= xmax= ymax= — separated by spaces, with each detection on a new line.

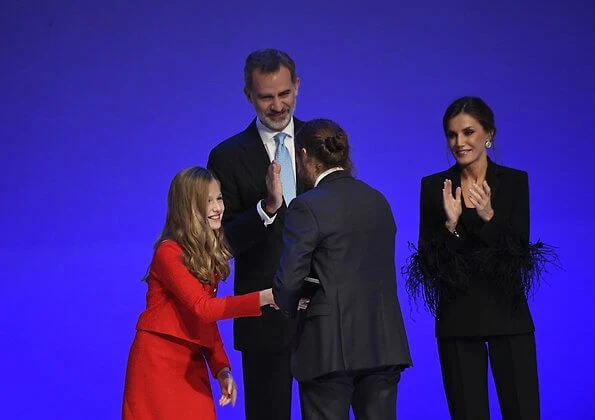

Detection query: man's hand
xmin=268 ymin=298 xmax=310 ymax=311
xmin=297 ymin=298 xmax=310 ymax=310
xmin=264 ymin=161 xmax=283 ymax=215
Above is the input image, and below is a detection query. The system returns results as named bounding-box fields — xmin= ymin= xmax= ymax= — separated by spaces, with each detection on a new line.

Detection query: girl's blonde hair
xmin=152 ymin=166 xmax=231 ymax=284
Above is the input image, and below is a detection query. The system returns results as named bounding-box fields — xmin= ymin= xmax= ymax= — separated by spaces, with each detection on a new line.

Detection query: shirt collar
xmin=314 ymin=167 xmax=344 ymax=187
xmin=256 ymin=117 xmax=295 ymax=143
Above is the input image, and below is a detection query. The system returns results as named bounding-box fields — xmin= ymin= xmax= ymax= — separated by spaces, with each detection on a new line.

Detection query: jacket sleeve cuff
xmin=256 ymin=200 xmax=277 ymax=226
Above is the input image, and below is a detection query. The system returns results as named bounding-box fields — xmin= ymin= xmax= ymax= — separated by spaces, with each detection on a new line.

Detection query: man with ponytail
xmin=273 ymin=119 xmax=412 ymax=420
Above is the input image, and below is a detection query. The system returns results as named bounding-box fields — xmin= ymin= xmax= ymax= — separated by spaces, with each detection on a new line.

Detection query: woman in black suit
xmin=405 ymin=96 xmax=553 ymax=420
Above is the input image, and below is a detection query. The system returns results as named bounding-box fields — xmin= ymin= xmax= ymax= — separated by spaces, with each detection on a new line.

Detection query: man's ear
xmin=244 ymin=87 xmax=252 ymax=103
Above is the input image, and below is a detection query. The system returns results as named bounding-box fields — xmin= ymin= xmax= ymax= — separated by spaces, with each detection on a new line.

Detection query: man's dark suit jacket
xmin=273 ymin=171 xmax=412 ymax=381
xmin=417 ymin=159 xmax=535 ymax=339
xmin=207 ymin=118 xmax=304 ymax=352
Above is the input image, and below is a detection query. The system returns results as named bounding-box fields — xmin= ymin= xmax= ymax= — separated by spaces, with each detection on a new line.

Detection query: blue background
xmin=2 ymin=0 xmax=593 ymax=418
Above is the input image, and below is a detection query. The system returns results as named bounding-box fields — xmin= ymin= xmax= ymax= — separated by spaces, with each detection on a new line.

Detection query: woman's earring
xmin=485 ymin=139 xmax=492 ymax=149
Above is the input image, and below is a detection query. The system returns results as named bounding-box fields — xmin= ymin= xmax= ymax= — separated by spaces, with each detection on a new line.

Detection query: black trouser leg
xmin=352 ymin=367 xmax=401 ymax=420
xmin=241 ymin=347 xmax=293 ymax=420
xmin=299 ymin=373 xmax=352 ymax=420
xmin=488 ymin=334 xmax=540 ymax=420
xmin=438 ymin=338 xmax=490 ymax=420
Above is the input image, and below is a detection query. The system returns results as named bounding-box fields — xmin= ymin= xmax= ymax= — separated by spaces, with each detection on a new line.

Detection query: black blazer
xmin=207 ymin=118 xmax=305 ymax=352
xmin=417 ymin=159 xmax=535 ymax=338
xmin=273 ymin=171 xmax=412 ymax=381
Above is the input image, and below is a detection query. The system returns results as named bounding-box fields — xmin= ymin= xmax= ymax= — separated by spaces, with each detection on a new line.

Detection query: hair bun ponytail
xmin=324 ymin=135 xmax=344 ymax=153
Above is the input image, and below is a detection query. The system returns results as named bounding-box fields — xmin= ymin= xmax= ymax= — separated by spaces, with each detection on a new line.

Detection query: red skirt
xmin=122 ymin=330 xmax=216 ymax=420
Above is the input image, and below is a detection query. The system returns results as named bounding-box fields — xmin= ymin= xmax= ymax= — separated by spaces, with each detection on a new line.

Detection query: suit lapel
xmin=237 ymin=120 xmax=271 ymax=190
xmin=237 ymin=118 xmax=306 ymax=200
xmin=485 ymin=158 xmax=501 ymax=204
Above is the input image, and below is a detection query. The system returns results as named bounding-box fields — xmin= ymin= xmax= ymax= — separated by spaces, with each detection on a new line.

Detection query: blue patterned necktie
xmin=274 ymin=132 xmax=296 ymax=204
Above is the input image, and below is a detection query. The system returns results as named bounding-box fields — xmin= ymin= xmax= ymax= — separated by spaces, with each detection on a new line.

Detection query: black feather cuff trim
xmin=402 ymin=240 xmax=470 ymax=316
xmin=478 ymin=239 xmax=559 ymax=302
xmin=402 ymin=239 xmax=559 ymax=316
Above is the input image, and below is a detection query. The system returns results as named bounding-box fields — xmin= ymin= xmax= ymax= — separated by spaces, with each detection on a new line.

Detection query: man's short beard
xmin=259 ymin=102 xmax=296 ymax=131
xmin=261 ymin=114 xmax=291 ymax=131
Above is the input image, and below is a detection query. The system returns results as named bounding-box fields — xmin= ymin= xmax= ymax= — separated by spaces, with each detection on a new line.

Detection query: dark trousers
xmin=241 ymin=347 xmax=293 ymax=420
xmin=438 ymin=334 xmax=540 ymax=420
xmin=298 ymin=366 xmax=402 ymax=420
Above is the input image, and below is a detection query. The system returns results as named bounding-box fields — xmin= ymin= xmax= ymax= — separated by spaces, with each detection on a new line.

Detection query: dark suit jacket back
xmin=273 ymin=171 xmax=412 ymax=381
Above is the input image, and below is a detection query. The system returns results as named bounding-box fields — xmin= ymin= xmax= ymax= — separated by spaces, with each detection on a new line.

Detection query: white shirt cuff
xmin=257 ymin=200 xmax=277 ymax=226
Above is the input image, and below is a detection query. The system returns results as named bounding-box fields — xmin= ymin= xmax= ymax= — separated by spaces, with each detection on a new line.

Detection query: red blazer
xmin=136 ymin=240 xmax=262 ymax=376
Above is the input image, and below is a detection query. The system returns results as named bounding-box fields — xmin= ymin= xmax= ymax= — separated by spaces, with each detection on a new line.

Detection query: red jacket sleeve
xmin=151 ymin=241 xmax=262 ymax=322
xmin=203 ymin=325 xmax=231 ymax=378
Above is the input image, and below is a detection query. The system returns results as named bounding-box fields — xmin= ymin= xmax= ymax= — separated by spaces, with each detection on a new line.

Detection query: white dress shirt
xmin=256 ymin=118 xmax=296 ymax=180
xmin=314 ymin=167 xmax=344 ymax=187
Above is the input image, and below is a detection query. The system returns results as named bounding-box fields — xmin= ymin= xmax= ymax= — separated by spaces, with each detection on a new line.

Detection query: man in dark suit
xmin=272 ymin=119 xmax=412 ymax=420
xmin=207 ymin=48 xmax=303 ymax=420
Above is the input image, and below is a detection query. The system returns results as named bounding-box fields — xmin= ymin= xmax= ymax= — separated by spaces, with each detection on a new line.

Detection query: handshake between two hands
xmin=259 ymin=288 xmax=310 ymax=311
xmin=217 ymin=285 xmax=309 ymax=409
